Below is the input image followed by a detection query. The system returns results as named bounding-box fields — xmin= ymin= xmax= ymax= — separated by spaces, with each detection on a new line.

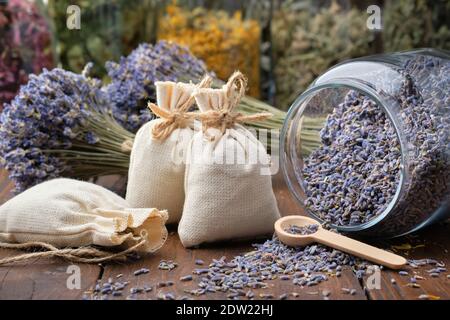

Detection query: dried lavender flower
xmin=285 ymin=224 xmax=319 ymax=235
xmin=0 ymin=66 xmax=134 ymax=192
xmin=303 ymin=90 xmax=401 ymax=226
xmin=104 ymin=41 xmax=209 ymax=132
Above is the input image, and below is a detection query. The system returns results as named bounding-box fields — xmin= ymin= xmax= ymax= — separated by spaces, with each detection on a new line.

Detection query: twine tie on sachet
xmin=0 ymin=232 xmax=150 ymax=265
xmin=148 ymin=75 xmax=213 ymax=140
xmin=196 ymin=71 xmax=272 ymax=137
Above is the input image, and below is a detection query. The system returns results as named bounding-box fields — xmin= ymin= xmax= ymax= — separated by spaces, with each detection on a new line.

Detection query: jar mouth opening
xmin=280 ymin=80 xmax=406 ymax=233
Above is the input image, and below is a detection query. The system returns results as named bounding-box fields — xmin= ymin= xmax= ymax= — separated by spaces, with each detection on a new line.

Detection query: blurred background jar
xmin=156 ymin=0 xmax=270 ymax=98
xmin=0 ymin=0 xmax=55 ymax=111
xmin=382 ymin=0 xmax=450 ymax=53
xmin=46 ymin=0 xmax=158 ymax=80
xmin=271 ymin=0 xmax=450 ymax=111
xmin=281 ymin=49 xmax=450 ymax=238
xmin=271 ymin=0 xmax=378 ymax=111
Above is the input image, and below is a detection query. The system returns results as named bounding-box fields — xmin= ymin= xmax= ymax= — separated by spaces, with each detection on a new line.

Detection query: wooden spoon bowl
xmin=275 ymin=215 xmax=407 ymax=270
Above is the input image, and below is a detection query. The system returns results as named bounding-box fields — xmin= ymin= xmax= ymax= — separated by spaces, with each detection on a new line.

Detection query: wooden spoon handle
xmin=314 ymin=229 xmax=407 ymax=269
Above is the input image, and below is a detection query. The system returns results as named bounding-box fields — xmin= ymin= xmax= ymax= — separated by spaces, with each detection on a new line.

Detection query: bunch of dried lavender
xmin=302 ymin=54 xmax=449 ymax=235
xmin=271 ymin=0 xmax=375 ymax=109
xmin=0 ymin=64 xmax=134 ymax=193
xmin=105 ymin=40 xmax=321 ymax=152
xmin=104 ymin=41 xmax=210 ymax=132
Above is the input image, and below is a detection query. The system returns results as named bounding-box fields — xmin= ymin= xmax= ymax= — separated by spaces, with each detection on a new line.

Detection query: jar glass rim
xmin=280 ymin=79 xmax=407 ymax=233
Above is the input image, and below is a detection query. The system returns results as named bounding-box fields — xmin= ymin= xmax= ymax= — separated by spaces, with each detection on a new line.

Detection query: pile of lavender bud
xmin=303 ymin=54 xmax=449 ymax=235
xmin=383 ymin=55 xmax=450 ymax=236
xmin=285 ymin=224 xmax=319 ymax=235
xmin=183 ymin=235 xmax=370 ymax=298
xmin=83 ymin=235 xmax=446 ymax=300
xmin=303 ymin=90 xmax=401 ymax=226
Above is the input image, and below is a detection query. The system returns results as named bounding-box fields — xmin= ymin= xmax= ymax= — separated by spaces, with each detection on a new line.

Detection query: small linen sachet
xmin=126 ymin=76 xmax=212 ymax=224
xmin=0 ymin=178 xmax=168 ymax=264
xmin=178 ymin=71 xmax=281 ymax=247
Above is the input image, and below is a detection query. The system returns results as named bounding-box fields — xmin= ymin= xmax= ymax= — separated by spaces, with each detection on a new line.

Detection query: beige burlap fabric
xmin=0 ymin=178 xmax=168 ymax=264
xmin=126 ymin=77 xmax=211 ymax=224
xmin=178 ymin=72 xmax=280 ymax=247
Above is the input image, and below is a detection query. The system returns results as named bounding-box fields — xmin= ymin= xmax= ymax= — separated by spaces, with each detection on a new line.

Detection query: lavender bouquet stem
xmin=1 ymin=41 xmax=322 ymax=192
xmin=105 ymin=41 xmax=322 ymax=152
xmin=0 ymin=64 xmax=134 ymax=193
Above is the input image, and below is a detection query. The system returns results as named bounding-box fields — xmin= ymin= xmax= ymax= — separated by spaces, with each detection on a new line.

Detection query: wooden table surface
xmin=0 ymin=168 xmax=448 ymax=300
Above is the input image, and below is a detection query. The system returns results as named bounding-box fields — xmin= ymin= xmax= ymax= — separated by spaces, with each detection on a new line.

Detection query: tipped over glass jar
xmin=281 ymin=49 xmax=449 ymax=238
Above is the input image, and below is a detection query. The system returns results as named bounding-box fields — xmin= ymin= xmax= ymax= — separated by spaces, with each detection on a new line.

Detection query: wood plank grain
xmin=98 ymin=176 xmax=365 ymax=300
xmin=0 ymin=168 xmax=448 ymax=300
xmin=99 ymin=232 xmax=366 ymax=300
xmin=363 ymin=222 xmax=450 ymax=300
xmin=0 ymin=249 xmax=101 ymax=299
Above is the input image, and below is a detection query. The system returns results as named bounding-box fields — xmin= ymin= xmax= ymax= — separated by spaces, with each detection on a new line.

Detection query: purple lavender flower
xmin=0 ymin=66 xmax=132 ymax=193
xmin=105 ymin=41 xmax=211 ymax=132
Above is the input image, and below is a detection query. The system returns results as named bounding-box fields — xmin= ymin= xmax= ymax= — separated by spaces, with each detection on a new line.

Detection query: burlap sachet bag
xmin=178 ymin=71 xmax=281 ymax=247
xmin=126 ymin=76 xmax=212 ymax=224
xmin=0 ymin=178 xmax=168 ymax=265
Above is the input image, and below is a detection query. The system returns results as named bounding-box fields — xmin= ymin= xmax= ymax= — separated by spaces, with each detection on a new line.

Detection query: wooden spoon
xmin=274 ymin=215 xmax=407 ymax=269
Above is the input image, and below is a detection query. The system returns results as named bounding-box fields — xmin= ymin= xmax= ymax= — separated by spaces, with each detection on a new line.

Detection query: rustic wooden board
xmin=0 ymin=169 xmax=448 ymax=300
xmin=99 ymin=232 xmax=366 ymax=300
xmin=95 ymin=174 xmax=366 ymax=301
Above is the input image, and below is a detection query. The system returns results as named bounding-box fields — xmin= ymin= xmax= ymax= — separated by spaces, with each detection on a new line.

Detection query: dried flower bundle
xmin=157 ymin=3 xmax=261 ymax=97
xmin=105 ymin=41 xmax=210 ymax=132
xmin=383 ymin=0 xmax=450 ymax=52
xmin=0 ymin=65 xmax=134 ymax=193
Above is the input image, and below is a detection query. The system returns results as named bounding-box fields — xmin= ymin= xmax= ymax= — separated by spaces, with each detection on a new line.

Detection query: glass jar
xmin=156 ymin=0 xmax=264 ymax=97
xmin=281 ymin=49 xmax=450 ymax=238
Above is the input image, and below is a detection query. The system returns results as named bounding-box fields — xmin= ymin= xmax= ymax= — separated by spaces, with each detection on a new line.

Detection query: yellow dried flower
xmin=157 ymin=4 xmax=261 ymax=97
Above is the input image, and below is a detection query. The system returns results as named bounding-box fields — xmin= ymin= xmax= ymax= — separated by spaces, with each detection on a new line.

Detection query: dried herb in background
xmin=104 ymin=41 xmax=211 ymax=132
xmin=383 ymin=0 xmax=450 ymax=52
xmin=0 ymin=0 xmax=55 ymax=110
xmin=157 ymin=2 xmax=261 ymax=97
xmin=47 ymin=0 xmax=157 ymax=80
xmin=271 ymin=0 xmax=375 ymax=110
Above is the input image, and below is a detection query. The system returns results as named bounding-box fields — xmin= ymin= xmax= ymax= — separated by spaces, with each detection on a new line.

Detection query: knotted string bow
xmin=148 ymin=75 xmax=213 ymax=140
xmin=196 ymin=71 xmax=272 ymax=136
